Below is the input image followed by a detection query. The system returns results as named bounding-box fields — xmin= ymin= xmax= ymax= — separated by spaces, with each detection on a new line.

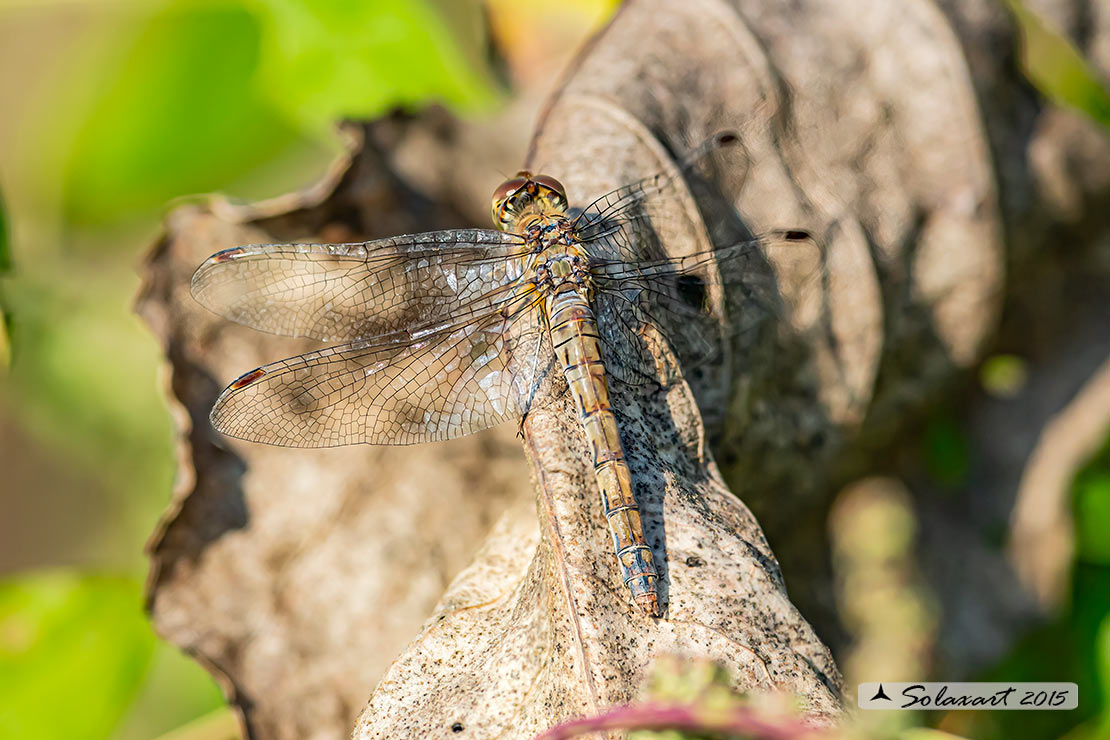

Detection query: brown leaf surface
xmin=356 ymin=379 xmax=843 ymax=739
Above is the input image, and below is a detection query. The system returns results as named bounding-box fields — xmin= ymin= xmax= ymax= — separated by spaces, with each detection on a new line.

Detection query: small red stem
xmin=532 ymin=703 xmax=831 ymax=740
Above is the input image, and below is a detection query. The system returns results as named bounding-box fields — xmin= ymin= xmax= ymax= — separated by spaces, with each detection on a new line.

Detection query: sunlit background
xmin=0 ymin=1 xmax=1107 ymax=739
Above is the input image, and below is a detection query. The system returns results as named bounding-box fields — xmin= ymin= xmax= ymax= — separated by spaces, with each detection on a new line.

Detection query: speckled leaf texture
xmin=137 ymin=0 xmax=1110 ymax=738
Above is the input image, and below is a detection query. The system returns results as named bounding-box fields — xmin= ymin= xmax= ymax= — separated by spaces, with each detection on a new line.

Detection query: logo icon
xmin=870 ymin=684 xmax=892 ymax=702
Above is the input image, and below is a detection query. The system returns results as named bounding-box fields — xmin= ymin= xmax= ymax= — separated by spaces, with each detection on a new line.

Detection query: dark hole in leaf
xmin=675 ymin=274 xmax=707 ymax=311
xmin=451 ymin=723 xmax=465 ymax=733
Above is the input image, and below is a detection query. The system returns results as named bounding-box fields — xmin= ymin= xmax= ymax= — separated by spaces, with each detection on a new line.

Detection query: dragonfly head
xmin=491 ymin=171 xmax=568 ymax=231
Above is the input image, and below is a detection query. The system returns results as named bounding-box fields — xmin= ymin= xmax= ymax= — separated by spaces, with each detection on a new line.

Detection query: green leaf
xmin=110 ymin=642 xmax=228 ymax=740
xmin=1074 ymin=437 xmax=1110 ymax=565
xmin=1097 ymin=615 xmax=1110 ymax=725
xmin=0 ymin=186 xmax=9 ymax=370
xmin=979 ymin=354 xmax=1028 ymax=399
xmin=1006 ymin=0 xmax=1110 ymax=128
xmin=0 ymin=309 xmax=9 ymax=372
xmin=251 ymin=0 xmax=501 ymax=133
xmin=0 ymin=185 xmax=9 ymax=273
xmin=62 ymin=1 xmax=309 ymax=226
xmin=900 ymin=730 xmax=970 ymax=740
xmin=922 ymin=412 xmax=970 ymax=489
xmin=0 ymin=571 xmax=155 ymax=740
xmin=147 ymin=708 xmax=239 ymax=740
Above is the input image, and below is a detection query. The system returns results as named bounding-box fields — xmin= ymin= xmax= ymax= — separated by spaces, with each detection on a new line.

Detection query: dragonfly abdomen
xmin=545 ymin=289 xmax=660 ymax=617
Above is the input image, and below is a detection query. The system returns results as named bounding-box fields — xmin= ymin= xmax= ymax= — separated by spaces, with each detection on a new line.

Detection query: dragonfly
xmin=191 ymin=132 xmax=814 ymax=617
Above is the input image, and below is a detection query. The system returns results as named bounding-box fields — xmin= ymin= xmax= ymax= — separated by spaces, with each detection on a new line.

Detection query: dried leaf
xmin=355 ymin=380 xmax=842 ymax=738
xmin=137 ymin=118 xmax=535 ymax=740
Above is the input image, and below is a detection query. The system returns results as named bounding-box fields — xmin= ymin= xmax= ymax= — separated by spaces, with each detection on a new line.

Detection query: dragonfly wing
xmin=191 ymin=229 xmax=530 ymax=342
xmin=592 ymin=289 xmax=682 ymax=387
xmin=573 ymin=132 xmax=746 ymax=263
xmin=593 ymin=282 xmax=719 ymax=387
xmin=210 ymin=297 xmax=556 ymax=447
xmin=593 ymin=231 xmax=823 ymax=383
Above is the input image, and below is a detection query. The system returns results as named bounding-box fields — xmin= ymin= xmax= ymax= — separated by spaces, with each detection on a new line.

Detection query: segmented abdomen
xmin=545 ymin=288 xmax=659 ymax=616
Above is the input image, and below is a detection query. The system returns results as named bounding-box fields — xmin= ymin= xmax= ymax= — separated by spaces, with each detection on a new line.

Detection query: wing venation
xmin=192 ymin=229 xmax=529 ymax=342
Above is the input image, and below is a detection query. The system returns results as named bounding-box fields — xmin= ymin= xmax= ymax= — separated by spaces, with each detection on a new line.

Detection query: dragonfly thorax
xmin=534 ymin=251 xmax=593 ymax=299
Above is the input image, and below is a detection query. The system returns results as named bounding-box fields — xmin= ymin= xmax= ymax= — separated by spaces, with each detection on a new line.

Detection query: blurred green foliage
xmin=922 ymin=411 xmax=971 ymax=490
xmin=62 ymin=0 xmax=497 ymax=227
xmin=1075 ymin=439 xmax=1110 ymax=566
xmin=1006 ymin=0 xmax=1110 ymax=129
xmin=63 ymin=2 xmax=307 ymax=225
xmin=0 ymin=188 xmax=9 ymax=370
xmin=0 ymin=573 xmax=154 ymax=739
xmin=979 ymin=354 xmax=1029 ymax=400
xmin=1094 ymin=618 xmax=1110 ymax=739
xmin=251 ymin=0 xmax=499 ymax=133
xmin=0 ymin=187 xmax=9 ymax=272
xmin=0 ymin=311 xmax=8 ymax=371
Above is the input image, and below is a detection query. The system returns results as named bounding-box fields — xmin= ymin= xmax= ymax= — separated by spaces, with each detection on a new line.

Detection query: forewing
xmin=191 ymin=229 xmax=529 ymax=342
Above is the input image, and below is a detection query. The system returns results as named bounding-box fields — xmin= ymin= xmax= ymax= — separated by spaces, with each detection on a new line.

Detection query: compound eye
xmin=531 ymin=174 xmax=566 ymax=200
xmin=492 ymin=176 xmax=528 ymax=206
